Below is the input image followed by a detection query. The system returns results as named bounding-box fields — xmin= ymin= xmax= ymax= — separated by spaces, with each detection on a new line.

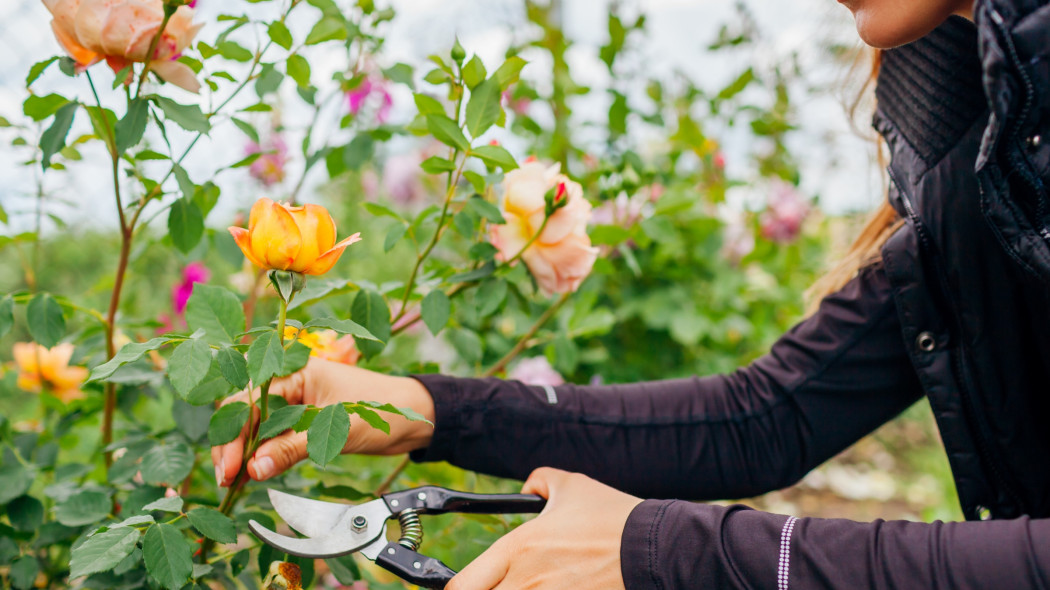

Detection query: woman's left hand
xmin=447 ymin=467 xmax=643 ymax=590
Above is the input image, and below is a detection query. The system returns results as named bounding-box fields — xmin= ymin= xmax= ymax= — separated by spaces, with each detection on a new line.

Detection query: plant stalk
xmin=482 ymin=292 xmax=570 ymax=377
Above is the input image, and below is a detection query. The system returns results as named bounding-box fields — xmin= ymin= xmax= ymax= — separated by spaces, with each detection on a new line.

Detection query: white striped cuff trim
xmin=778 ymin=516 xmax=798 ymax=590
xmin=542 ymin=385 xmax=558 ymax=404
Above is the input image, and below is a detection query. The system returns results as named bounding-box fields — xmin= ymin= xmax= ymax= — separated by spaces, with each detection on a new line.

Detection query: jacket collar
xmin=872 ymin=16 xmax=986 ymax=172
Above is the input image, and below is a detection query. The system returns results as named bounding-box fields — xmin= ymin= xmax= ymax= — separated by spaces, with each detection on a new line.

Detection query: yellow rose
xmin=41 ymin=0 xmax=203 ymax=92
xmin=284 ymin=327 xmax=361 ymax=366
xmin=490 ymin=161 xmax=599 ymax=294
xmin=229 ymin=198 xmax=362 ymax=276
xmin=13 ymin=342 xmax=89 ymax=404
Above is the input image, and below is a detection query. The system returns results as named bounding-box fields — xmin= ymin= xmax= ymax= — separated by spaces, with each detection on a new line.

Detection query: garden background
xmin=0 ymin=0 xmax=961 ymax=588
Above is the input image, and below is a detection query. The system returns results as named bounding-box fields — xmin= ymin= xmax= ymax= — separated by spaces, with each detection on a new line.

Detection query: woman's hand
xmin=210 ymin=358 xmax=435 ymax=487
xmin=448 ymin=468 xmax=643 ymax=590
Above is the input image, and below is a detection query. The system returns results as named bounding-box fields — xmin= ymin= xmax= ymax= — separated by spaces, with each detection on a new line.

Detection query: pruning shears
xmin=249 ymin=486 xmax=547 ymax=589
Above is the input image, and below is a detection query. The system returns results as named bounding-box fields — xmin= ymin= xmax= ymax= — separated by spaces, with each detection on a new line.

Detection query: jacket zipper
xmin=889 ymin=171 xmax=1025 ymax=516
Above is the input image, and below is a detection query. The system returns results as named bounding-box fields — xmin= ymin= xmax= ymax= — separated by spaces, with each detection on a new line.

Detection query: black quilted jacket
xmin=409 ymin=0 xmax=1050 ymax=587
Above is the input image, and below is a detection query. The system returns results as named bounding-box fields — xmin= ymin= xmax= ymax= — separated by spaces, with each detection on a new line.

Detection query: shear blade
xmin=248 ymin=519 xmax=365 ymax=559
xmin=267 ymin=489 xmax=350 ymax=538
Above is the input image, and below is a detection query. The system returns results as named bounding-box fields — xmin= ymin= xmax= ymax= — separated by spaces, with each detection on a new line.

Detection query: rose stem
xmin=482 ymin=292 xmax=570 ymax=377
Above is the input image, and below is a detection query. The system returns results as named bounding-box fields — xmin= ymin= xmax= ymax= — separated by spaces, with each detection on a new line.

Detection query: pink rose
xmin=42 ymin=0 xmax=203 ymax=92
xmin=508 ymin=356 xmax=564 ymax=387
xmin=490 ymin=161 xmax=599 ymax=295
xmin=246 ymin=135 xmax=289 ymax=187
xmin=759 ymin=181 xmax=810 ymax=244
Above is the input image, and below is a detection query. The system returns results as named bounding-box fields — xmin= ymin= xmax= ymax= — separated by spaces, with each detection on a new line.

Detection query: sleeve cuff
xmin=407 ymin=373 xmax=465 ymax=464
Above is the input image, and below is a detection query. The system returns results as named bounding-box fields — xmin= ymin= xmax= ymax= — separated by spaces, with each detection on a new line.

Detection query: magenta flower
xmin=347 ymin=76 xmax=393 ymax=124
xmin=759 ymin=181 xmax=810 ymax=244
xmin=173 ymin=262 xmax=210 ymax=315
xmin=245 ymin=135 xmax=289 ymax=187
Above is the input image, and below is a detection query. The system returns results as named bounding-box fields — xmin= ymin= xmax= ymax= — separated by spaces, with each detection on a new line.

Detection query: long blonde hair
xmin=804 ymin=50 xmax=903 ymax=313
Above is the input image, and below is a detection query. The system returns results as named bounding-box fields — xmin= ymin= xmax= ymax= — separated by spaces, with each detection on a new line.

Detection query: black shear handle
xmin=383 ymin=486 xmax=547 ymax=516
xmin=375 ymin=541 xmax=456 ymax=589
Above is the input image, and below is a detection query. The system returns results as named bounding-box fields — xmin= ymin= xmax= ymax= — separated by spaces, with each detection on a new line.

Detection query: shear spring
xmin=397 ymin=508 xmax=424 ymax=550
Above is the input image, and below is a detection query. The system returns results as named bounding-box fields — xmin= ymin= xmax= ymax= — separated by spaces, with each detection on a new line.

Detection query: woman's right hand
xmin=210 ymin=358 xmax=436 ymax=487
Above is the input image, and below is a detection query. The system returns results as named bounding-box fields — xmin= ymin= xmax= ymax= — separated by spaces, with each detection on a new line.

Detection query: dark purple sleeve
xmin=410 ymin=263 xmax=923 ymax=500
xmin=622 ymin=500 xmax=1050 ymax=589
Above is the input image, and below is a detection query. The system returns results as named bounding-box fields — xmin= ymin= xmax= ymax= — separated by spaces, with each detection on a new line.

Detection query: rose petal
xmin=302 ymin=232 xmax=361 ymax=276
xmin=250 ymin=201 xmax=302 ymax=271
xmin=286 ymin=204 xmax=336 ymax=273
xmin=150 ymin=59 xmax=200 ymax=93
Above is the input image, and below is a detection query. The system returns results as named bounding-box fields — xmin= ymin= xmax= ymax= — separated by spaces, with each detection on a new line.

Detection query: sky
xmin=0 ymin=0 xmax=882 ymax=236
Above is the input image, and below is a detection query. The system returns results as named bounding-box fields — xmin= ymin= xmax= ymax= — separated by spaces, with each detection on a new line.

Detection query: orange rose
xmin=13 ymin=342 xmax=89 ymax=403
xmin=229 ymin=198 xmax=362 ymax=276
xmin=284 ymin=327 xmax=360 ymax=366
xmin=490 ymin=161 xmax=599 ymax=294
xmin=42 ymin=0 xmax=203 ymax=92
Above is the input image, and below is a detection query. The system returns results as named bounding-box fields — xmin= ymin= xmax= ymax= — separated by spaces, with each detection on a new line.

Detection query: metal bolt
xmin=351 ymin=515 xmax=367 ymax=533
xmin=1026 ymin=134 xmax=1042 ymax=150
xmin=916 ymin=331 xmax=936 ymax=352
xmin=413 ymin=562 xmax=422 ymax=570
xmin=417 ymin=492 xmax=427 ymax=501
xmin=391 ymin=499 xmax=399 ymax=507
xmin=387 ymin=547 xmax=396 ymax=555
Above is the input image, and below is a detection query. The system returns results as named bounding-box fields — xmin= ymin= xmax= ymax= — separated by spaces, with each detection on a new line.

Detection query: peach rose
xmin=284 ymin=327 xmax=360 ymax=366
xmin=490 ymin=161 xmax=599 ymax=294
xmin=229 ymin=198 xmax=362 ymax=276
xmin=42 ymin=0 xmax=203 ymax=92
xmin=13 ymin=342 xmax=89 ymax=403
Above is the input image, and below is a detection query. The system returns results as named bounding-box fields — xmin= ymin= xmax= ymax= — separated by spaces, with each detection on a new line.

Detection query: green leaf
xmin=305 ymin=16 xmax=347 ymax=45
xmin=466 ymin=196 xmax=506 ymax=224
xmin=208 ymin=402 xmax=250 ymax=446
xmin=420 ymin=156 xmax=455 ymax=174
xmin=356 ymin=400 xmax=431 ymax=423
xmin=494 ymin=56 xmax=527 ymax=88
xmin=466 ymin=77 xmax=502 ymax=138
xmin=307 ymin=404 xmax=350 ymax=469
xmin=55 ymin=490 xmax=111 ymax=527
xmin=0 ymin=295 xmax=13 ymax=339
xmin=10 ymin=556 xmax=39 ymax=590
xmin=139 ymin=442 xmax=194 ymax=486
xmin=185 ymin=285 xmax=245 ymax=344
xmin=304 ymin=318 xmax=380 ymax=341
xmin=280 ymin=340 xmax=311 ymax=377
xmin=216 ymin=347 xmax=249 ymax=389
xmin=230 ymin=117 xmax=260 ymax=143
xmin=26 ymin=57 xmax=59 ymax=87
xmin=350 ymin=290 xmax=390 ymax=359
xmin=382 ymin=224 xmax=405 ymax=253
xmin=258 ymin=404 xmax=307 ymax=441
xmin=26 ymin=293 xmax=65 ymax=348
xmin=168 ymin=197 xmax=204 ymax=254
xmin=0 ymin=463 xmax=33 ymax=505
xmin=470 ymin=144 xmax=518 ymax=171
xmin=346 ymin=405 xmax=389 ymax=434
xmin=461 ymin=56 xmax=487 ymax=89
xmin=187 ymin=507 xmax=237 ymax=544
xmin=267 ymin=21 xmax=293 ymax=49
xmin=344 ymin=134 xmax=374 ymax=170
xmin=142 ymin=495 xmax=184 ymax=513
xmin=115 ymin=98 xmax=149 ymax=153
xmin=7 ymin=495 xmax=43 ymax=532
xmin=425 ymin=114 xmax=470 ymax=151
xmin=41 ymin=102 xmax=78 ymax=170
xmin=448 ymin=328 xmax=483 ymax=365
xmin=254 ymin=63 xmax=284 ymax=96
xmin=287 ymin=54 xmax=311 ymax=87
xmin=475 ymin=278 xmax=508 ymax=317
xmin=85 ymin=106 xmax=117 ymax=153
xmin=326 ymin=553 xmax=362 ymax=585
xmin=216 ymin=41 xmax=252 ymax=62
xmin=153 ymin=96 xmax=211 ymax=134
xmin=143 ymin=524 xmax=193 ymax=590
xmin=90 ymin=337 xmax=168 ymax=382
xmin=363 ymin=202 xmax=407 ymax=222
xmin=168 ymin=338 xmax=212 ymax=397
xmin=23 ymin=93 xmax=68 ymax=121
xmin=247 ymin=330 xmax=284 ymax=385
xmin=383 ymin=63 xmax=414 ymax=86
xmin=421 ymin=290 xmax=451 ymax=336
xmin=69 ymin=526 xmax=140 ymax=579
xmin=413 ymin=93 xmax=445 ymax=116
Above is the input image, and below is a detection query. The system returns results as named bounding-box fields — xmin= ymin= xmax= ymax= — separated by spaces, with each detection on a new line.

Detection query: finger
xmin=521 ymin=466 xmax=570 ymax=499
xmin=447 ymin=535 xmax=514 ymax=590
xmin=248 ymin=429 xmax=309 ymax=481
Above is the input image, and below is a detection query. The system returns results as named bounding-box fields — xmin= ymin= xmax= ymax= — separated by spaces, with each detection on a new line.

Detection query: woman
xmin=213 ymin=0 xmax=1050 ymax=586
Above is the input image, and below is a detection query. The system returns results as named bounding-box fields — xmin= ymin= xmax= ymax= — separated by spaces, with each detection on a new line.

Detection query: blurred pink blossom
xmin=502 ymin=89 xmax=531 ymax=116
xmin=245 ymin=135 xmax=288 ymax=187
xmin=759 ymin=182 xmax=810 ymax=244
xmin=382 ymin=152 xmax=426 ymax=207
xmin=721 ymin=212 xmax=755 ymax=264
xmin=590 ymin=185 xmax=660 ymax=229
xmin=508 ymin=357 xmax=564 ymax=387
xmin=159 ymin=261 xmax=210 ymax=333
xmin=347 ymin=76 xmax=393 ymax=124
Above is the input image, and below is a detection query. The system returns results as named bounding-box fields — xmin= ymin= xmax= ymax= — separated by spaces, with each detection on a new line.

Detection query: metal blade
xmin=267 ymin=489 xmax=351 ymax=538
xmin=248 ymin=520 xmax=367 ymax=559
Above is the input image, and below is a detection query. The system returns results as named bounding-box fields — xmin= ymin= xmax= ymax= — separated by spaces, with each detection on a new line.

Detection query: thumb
xmin=447 ymin=533 xmax=514 ymax=590
xmin=248 ymin=429 xmax=308 ymax=481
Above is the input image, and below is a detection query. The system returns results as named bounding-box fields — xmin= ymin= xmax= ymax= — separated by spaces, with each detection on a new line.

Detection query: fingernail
xmin=253 ymin=456 xmax=275 ymax=480
xmin=215 ymin=458 xmax=225 ymax=488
